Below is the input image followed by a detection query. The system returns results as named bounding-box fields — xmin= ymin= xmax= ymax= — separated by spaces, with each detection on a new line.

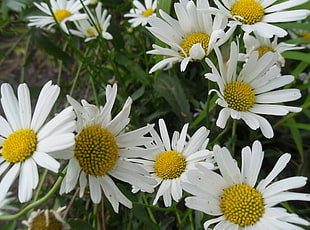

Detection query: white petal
xmin=89 ymin=175 xmax=101 ymax=203
xmin=256 ymin=89 xmax=301 ymax=103
xmin=189 ymin=43 xmax=205 ymax=60
xmin=263 ymin=10 xmax=310 ymax=22
xmin=31 ymin=81 xmax=60 ymax=132
xmin=216 ymin=108 xmax=231 ymax=129
xmin=159 ymin=119 xmax=171 ymax=151
xmin=1 ymin=83 xmax=22 ymax=130
xmin=18 ymin=158 xmax=38 ymax=202
xmin=257 ymin=153 xmax=291 ymax=192
xmin=36 ymin=133 xmax=75 ymax=152
xmin=60 ymin=158 xmax=81 ymax=194
xmin=32 ymin=151 xmax=60 ymax=173
xmin=0 ymin=163 xmax=20 ymax=202
xmin=241 ymin=140 xmax=264 ymax=187
xmin=99 ymin=175 xmax=132 ymax=213
xmin=213 ymin=145 xmax=242 ymax=185
xmin=0 ymin=115 xmax=13 ymax=138
xmin=185 ymin=196 xmax=222 ymax=215
xmin=17 ymin=84 xmax=31 ymax=128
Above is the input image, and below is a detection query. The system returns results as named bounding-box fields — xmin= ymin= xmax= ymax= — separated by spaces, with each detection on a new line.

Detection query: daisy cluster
xmin=0 ymin=0 xmax=309 ymax=229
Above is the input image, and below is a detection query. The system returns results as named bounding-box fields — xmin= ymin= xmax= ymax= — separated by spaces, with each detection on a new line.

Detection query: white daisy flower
xmin=69 ymin=2 xmax=113 ymax=42
xmin=124 ymin=0 xmax=157 ymax=27
xmin=146 ymin=0 xmax=235 ymax=73
xmin=27 ymin=0 xmax=90 ymax=34
xmin=184 ymin=140 xmax=310 ymax=229
xmin=0 ymin=81 xmax=76 ymax=203
xmin=137 ymin=119 xmax=214 ymax=207
xmin=205 ymin=41 xmax=302 ymax=138
xmin=212 ymin=0 xmax=310 ymax=38
xmin=59 ymin=84 xmax=156 ymax=213
xmin=22 ymin=207 xmax=70 ymax=230
xmin=239 ymin=33 xmax=304 ymax=67
xmin=0 ymin=193 xmax=17 ymax=215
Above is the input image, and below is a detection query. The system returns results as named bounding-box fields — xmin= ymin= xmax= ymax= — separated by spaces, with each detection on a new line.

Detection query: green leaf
xmin=276 ymin=22 xmax=310 ymax=31
xmin=68 ymin=219 xmax=96 ymax=230
xmin=282 ymin=122 xmax=310 ymax=131
xmin=286 ymin=118 xmax=303 ymax=156
xmin=154 ymin=72 xmax=192 ymax=123
xmin=282 ymin=51 xmax=310 ymax=63
xmin=0 ymin=221 xmax=16 ymax=230
xmin=30 ymin=29 xmax=72 ymax=63
xmin=157 ymin=0 xmax=172 ymax=15
xmin=3 ymin=0 xmax=32 ymax=12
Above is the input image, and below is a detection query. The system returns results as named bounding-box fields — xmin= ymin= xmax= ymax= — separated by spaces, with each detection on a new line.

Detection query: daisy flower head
xmin=60 ymin=84 xmax=156 ymax=213
xmin=146 ymin=0 xmax=235 ymax=73
xmin=139 ymin=119 xmax=214 ymax=207
xmin=124 ymin=0 xmax=157 ymax=28
xmin=213 ymin=0 xmax=310 ymax=38
xmin=239 ymin=33 xmax=304 ymax=67
xmin=22 ymin=207 xmax=70 ymax=230
xmin=69 ymin=2 xmax=113 ymax=42
xmin=205 ymin=41 xmax=302 ymax=138
xmin=0 ymin=81 xmax=76 ymax=203
xmin=184 ymin=140 xmax=310 ymax=229
xmin=27 ymin=0 xmax=90 ymax=34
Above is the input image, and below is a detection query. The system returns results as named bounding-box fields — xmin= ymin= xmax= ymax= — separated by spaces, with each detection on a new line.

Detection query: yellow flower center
xmin=231 ymin=0 xmax=264 ymax=24
xmin=29 ymin=210 xmax=63 ymax=230
xmin=300 ymin=32 xmax=310 ymax=40
xmin=143 ymin=8 xmax=154 ymax=17
xmin=224 ymin=81 xmax=255 ymax=111
xmin=54 ymin=9 xmax=72 ymax=22
xmin=255 ymin=46 xmax=274 ymax=58
xmin=87 ymin=25 xmax=102 ymax=36
xmin=154 ymin=150 xmax=186 ymax=180
xmin=220 ymin=184 xmax=265 ymax=227
xmin=180 ymin=32 xmax=210 ymax=57
xmin=74 ymin=125 xmax=119 ymax=176
xmin=2 ymin=129 xmax=37 ymax=163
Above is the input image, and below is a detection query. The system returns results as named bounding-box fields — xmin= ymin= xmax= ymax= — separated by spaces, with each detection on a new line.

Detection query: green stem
xmin=209 ymin=124 xmax=230 ymax=147
xmin=20 ymin=35 xmax=31 ymax=83
xmin=33 ymin=169 xmax=48 ymax=202
xmin=231 ymin=119 xmax=237 ymax=156
xmin=142 ymin=194 xmax=157 ymax=224
xmin=0 ymin=168 xmax=66 ymax=221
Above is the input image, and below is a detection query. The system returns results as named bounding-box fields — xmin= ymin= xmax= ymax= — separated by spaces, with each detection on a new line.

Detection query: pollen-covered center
xmin=220 ymin=184 xmax=265 ymax=227
xmin=154 ymin=150 xmax=186 ymax=180
xmin=231 ymin=0 xmax=264 ymax=24
xmin=255 ymin=46 xmax=274 ymax=58
xmin=224 ymin=81 xmax=255 ymax=111
xmin=87 ymin=25 xmax=102 ymax=36
xmin=54 ymin=9 xmax=72 ymax=22
xmin=180 ymin=32 xmax=210 ymax=57
xmin=143 ymin=8 xmax=154 ymax=17
xmin=29 ymin=210 xmax=63 ymax=230
xmin=74 ymin=125 xmax=119 ymax=176
xmin=2 ymin=129 xmax=37 ymax=163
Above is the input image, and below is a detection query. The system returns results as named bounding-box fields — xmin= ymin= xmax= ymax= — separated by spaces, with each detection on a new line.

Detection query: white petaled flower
xmin=205 ymin=41 xmax=302 ymax=138
xmin=22 ymin=207 xmax=70 ymax=230
xmin=69 ymin=2 xmax=113 ymax=42
xmin=184 ymin=140 xmax=310 ymax=229
xmin=59 ymin=84 xmax=156 ymax=213
xmin=124 ymin=0 xmax=157 ymax=27
xmin=0 ymin=81 xmax=76 ymax=203
xmin=136 ymin=118 xmax=214 ymax=207
xmin=239 ymin=33 xmax=304 ymax=67
xmin=146 ymin=0 xmax=235 ymax=73
xmin=0 ymin=193 xmax=18 ymax=215
xmin=212 ymin=0 xmax=310 ymax=38
xmin=27 ymin=0 xmax=90 ymax=34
